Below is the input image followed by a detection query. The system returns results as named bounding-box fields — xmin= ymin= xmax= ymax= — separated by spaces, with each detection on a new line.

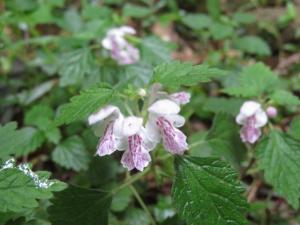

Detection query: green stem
xmin=111 ymin=167 xmax=150 ymax=195
xmin=129 ymin=184 xmax=157 ymax=225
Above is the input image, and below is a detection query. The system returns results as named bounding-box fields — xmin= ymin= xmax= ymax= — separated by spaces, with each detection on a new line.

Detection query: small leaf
xmin=270 ymin=90 xmax=300 ymax=106
xmin=206 ymin=0 xmax=221 ymax=19
xmin=256 ymin=130 xmax=300 ymax=209
xmin=55 ymin=86 xmax=115 ymax=125
xmin=288 ymin=116 xmax=300 ymax=140
xmin=125 ymin=208 xmax=150 ymax=225
xmin=234 ymin=36 xmax=271 ymax=56
xmin=203 ymin=97 xmax=244 ymax=116
xmin=172 ymin=156 xmax=248 ymax=225
xmin=48 ymin=185 xmax=112 ymax=225
xmin=123 ymin=3 xmax=152 ymax=18
xmin=181 ymin=13 xmax=212 ymax=30
xmin=209 ymin=22 xmax=233 ymax=40
xmin=151 ymin=61 xmax=226 ymax=89
xmin=52 ymin=136 xmax=90 ymax=172
xmin=223 ymin=62 xmax=278 ymax=97
xmin=111 ymin=187 xmax=132 ymax=212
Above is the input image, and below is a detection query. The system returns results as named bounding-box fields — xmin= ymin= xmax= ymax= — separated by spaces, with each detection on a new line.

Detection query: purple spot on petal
xmin=96 ymin=122 xmax=117 ymax=156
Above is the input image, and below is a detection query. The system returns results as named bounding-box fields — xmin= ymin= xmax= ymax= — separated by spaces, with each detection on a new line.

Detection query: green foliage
xmin=181 ymin=13 xmax=212 ymax=30
xmin=203 ymin=97 xmax=244 ymax=116
xmin=224 ymin=63 xmax=278 ymax=97
xmin=58 ymin=48 xmax=94 ymax=87
xmin=172 ymin=156 xmax=249 ymax=225
xmin=48 ymin=185 xmax=112 ymax=225
xmin=206 ymin=0 xmax=221 ymax=19
xmin=111 ymin=187 xmax=132 ymax=212
xmin=141 ymin=36 xmax=172 ymax=65
xmin=0 ymin=168 xmax=66 ymax=213
xmin=234 ymin=36 xmax=271 ymax=56
xmin=288 ymin=116 xmax=300 ymax=140
xmin=123 ymin=3 xmax=152 ymax=18
xmin=151 ymin=61 xmax=226 ymax=89
xmin=270 ymin=90 xmax=300 ymax=106
xmin=256 ymin=130 xmax=300 ymax=208
xmin=52 ymin=136 xmax=90 ymax=172
xmin=190 ymin=113 xmax=246 ymax=167
xmin=55 ymin=86 xmax=115 ymax=125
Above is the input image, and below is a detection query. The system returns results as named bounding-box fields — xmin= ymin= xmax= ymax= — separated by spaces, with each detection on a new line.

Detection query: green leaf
xmin=172 ymin=156 xmax=248 ymax=225
xmin=223 ymin=63 xmax=278 ymax=97
xmin=52 ymin=135 xmax=90 ymax=172
xmin=181 ymin=13 xmax=212 ymax=30
xmin=256 ymin=130 xmax=300 ymax=209
xmin=151 ymin=61 xmax=226 ymax=89
xmin=209 ymin=23 xmax=233 ymax=40
xmin=203 ymin=97 xmax=244 ymax=116
xmin=288 ymin=116 xmax=300 ymax=140
xmin=25 ymin=105 xmax=54 ymax=128
xmin=48 ymin=185 xmax=112 ymax=225
xmin=234 ymin=36 xmax=271 ymax=56
xmin=0 ymin=168 xmax=65 ymax=213
xmin=270 ymin=90 xmax=300 ymax=106
xmin=58 ymin=48 xmax=93 ymax=87
xmin=111 ymin=187 xmax=132 ymax=212
xmin=206 ymin=0 xmax=221 ymax=19
xmin=233 ymin=12 xmax=256 ymax=24
xmin=141 ymin=36 xmax=172 ymax=65
xmin=55 ymin=86 xmax=115 ymax=125
xmin=190 ymin=113 xmax=246 ymax=167
xmin=123 ymin=3 xmax=152 ymax=18
xmin=0 ymin=123 xmax=44 ymax=158
xmin=125 ymin=208 xmax=150 ymax=225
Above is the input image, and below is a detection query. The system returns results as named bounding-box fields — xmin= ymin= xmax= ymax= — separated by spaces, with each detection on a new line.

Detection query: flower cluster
xmin=102 ymin=26 xmax=140 ymax=65
xmin=88 ymin=92 xmax=190 ymax=171
xmin=236 ymin=101 xmax=277 ymax=144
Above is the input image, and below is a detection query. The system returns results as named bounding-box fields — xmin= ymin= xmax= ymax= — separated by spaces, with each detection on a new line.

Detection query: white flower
xmin=147 ymin=99 xmax=188 ymax=154
xmin=121 ymin=116 xmax=154 ymax=171
xmin=88 ymin=105 xmax=125 ymax=156
xmin=101 ymin=26 xmax=140 ymax=65
xmin=236 ymin=101 xmax=268 ymax=144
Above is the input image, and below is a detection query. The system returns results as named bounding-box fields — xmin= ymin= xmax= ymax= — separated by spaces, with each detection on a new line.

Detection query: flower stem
xmin=129 ymin=184 xmax=157 ymax=225
xmin=111 ymin=167 xmax=150 ymax=195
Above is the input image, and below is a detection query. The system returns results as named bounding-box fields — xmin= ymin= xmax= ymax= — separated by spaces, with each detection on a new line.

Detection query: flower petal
xmin=88 ymin=105 xmax=120 ymax=125
xmin=165 ymin=114 xmax=185 ymax=128
xmin=255 ymin=109 xmax=268 ymax=128
xmin=169 ymin=92 xmax=191 ymax=105
xmin=240 ymin=101 xmax=261 ymax=117
xmin=148 ymin=99 xmax=180 ymax=115
xmin=240 ymin=125 xmax=261 ymax=144
xmin=122 ymin=116 xmax=143 ymax=137
xmin=96 ymin=122 xmax=117 ymax=156
xmin=121 ymin=134 xmax=151 ymax=171
xmin=156 ymin=117 xmax=188 ymax=155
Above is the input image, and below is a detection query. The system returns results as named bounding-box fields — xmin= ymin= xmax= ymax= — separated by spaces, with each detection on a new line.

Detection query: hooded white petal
xmin=239 ymin=101 xmax=261 ymax=117
xmin=122 ymin=116 xmax=143 ymax=137
xmin=88 ymin=105 xmax=120 ymax=125
xmin=254 ymin=109 xmax=268 ymax=128
xmin=165 ymin=114 xmax=185 ymax=128
xmin=148 ymin=99 xmax=180 ymax=115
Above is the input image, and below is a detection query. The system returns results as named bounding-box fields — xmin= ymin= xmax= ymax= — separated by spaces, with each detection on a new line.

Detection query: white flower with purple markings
xmin=102 ymin=26 xmax=140 ymax=65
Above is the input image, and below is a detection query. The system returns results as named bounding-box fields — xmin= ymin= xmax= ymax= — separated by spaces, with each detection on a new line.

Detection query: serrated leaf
xmin=55 ymin=86 xmax=115 ymax=125
xmin=58 ymin=48 xmax=93 ymax=86
xmin=25 ymin=105 xmax=54 ymax=128
xmin=52 ymin=136 xmax=90 ymax=172
xmin=181 ymin=13 xmax=212 ymax=30
xmin=141 ymin=36 xmax=172 ymax=65
xmin=172 ymin=156 xmax=248 ymax=225
xmin=209 ymin=22 xmax=233 ymax=40
xmin=270 ymin=90 xmax=300 ymax=106
xmin=151 ymin=61 xmax=226 ymax=89
xmin=223 ymin=63 xmax=278 ymax=97
xmin=234 ymin=36 xmax=271 ymax=56
xmin=256 ymin=130 xmax=300 ymax=209
xmin=48 ymin=185 xmax=112 ymax=225
xmin=125 ymin=208 xmax=150 ymax=225
xmin=0 ymin=168 xmax=65 ymax=213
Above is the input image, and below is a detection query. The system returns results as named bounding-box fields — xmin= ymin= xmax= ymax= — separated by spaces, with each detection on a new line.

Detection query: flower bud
xmin=137 ymin=88 xmax=147 ymax=97
xmin=266 ymin=106 xmax=277 ymax=118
